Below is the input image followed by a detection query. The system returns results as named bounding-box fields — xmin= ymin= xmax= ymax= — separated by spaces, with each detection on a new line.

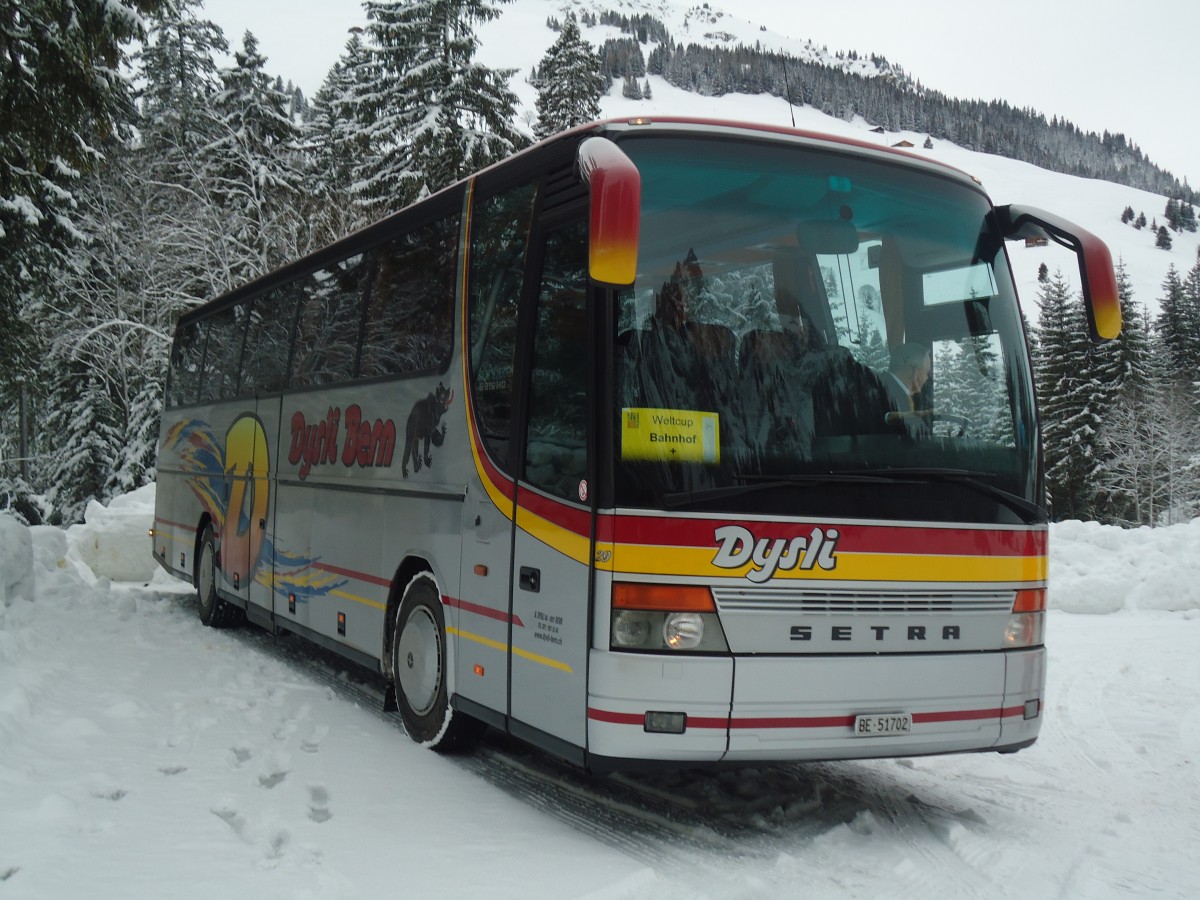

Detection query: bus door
xmin=508 ymin=218 xmax=593 ymax=752
xmin=245 ymin=394 xmax=282 ymax=621
xmin=238 ymin=289 xmax=298 ymax=625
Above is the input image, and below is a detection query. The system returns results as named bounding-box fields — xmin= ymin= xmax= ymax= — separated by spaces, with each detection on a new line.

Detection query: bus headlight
xmin=612 ymin=610 xmax=654 ymax=648
xmin=663 ymin=612 xmax=704 ymax=649
xmin=1003 ymin=588 xmax=1046 ymax=648
xmin=609 ymin=583 xmax=729 ymax=653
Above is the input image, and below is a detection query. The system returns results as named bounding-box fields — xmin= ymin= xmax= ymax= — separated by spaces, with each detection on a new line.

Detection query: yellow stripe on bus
xmin=447 ymin=626 xmax=573 ymax=673
xmin=514 ymin=505 xmax=592 ymax=565
xmin=607 ymin=546 xmax=1048 ymax=584
xmin=328 ymin=588 xmax=386 ymax=610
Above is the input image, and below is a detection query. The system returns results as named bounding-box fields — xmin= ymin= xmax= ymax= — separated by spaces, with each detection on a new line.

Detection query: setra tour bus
xmin=152 ymin=118 xmax=1120 ymax=771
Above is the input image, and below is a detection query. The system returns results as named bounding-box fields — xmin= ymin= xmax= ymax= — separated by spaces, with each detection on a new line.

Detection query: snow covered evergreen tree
xmin=1034 ymin=271 xmax=1103 ymax=519
xmin=306 ymin=32 xmax=380 ymax=241
xmin=1155 ymin=264 xmax=1200 ymax=405
xmin=1092 ymin=263 xmax=1153 ymax=523
xmin=356 ymin=0 xmax=525 ymax=216
xmin=1 ymin=0 xmax=162 ymax=483
xmin=205 ymin=31 xmax=307 ymax=283
xmin=533 ymin=14 xmax=605 ymax=139
xmin=135 ymin=0 xmax=227 ymax=159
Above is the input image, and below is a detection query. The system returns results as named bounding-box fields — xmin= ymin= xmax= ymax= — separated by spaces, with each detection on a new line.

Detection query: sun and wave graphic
xmin=165 ymin=418 xmax=347 ymax=602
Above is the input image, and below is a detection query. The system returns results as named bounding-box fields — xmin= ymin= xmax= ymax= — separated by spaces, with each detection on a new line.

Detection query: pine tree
xmin=1155 ymin=264 xmax=1200 ymax=392
xmin=533 ymin=13 xmax=605 ymax=139
xmin=1165 ymin=198 xmax=1180 ymax=231
xmin=1033 ymin=271 xmax=1102 ymax=519
xmin=1 ymin=0 xmax=163 ymax=424
xmin=1179 ymin=202 xmax=1198 ymax=232
xmin=205 ymin=31 xmax=306 ymax=282
xmin=41 ymin=354 xmax=122 ymax=525
xmin=1091 ymin=262 xmax=1152 ymax=523
xmin=307 ymin=32 xmax=379 ymax=239
xmin=1155 ymin=225 xmax=1173 ymax=250
xmin=135 ymin=0 xmax=227 ymax=157
xmin=357 ymin=0 xmax=526 ymax=214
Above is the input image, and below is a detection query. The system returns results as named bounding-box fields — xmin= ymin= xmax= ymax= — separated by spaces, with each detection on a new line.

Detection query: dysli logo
xmin=711 ymin=525 xmax=840 ymax=583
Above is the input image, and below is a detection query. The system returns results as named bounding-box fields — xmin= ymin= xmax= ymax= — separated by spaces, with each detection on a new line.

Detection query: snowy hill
xmin=470 ymin=0 xmax=1198 ymax=318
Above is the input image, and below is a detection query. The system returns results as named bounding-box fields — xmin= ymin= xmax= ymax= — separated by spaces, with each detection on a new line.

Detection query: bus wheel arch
xmin=387 ymin=566 xmax=484 ymax=751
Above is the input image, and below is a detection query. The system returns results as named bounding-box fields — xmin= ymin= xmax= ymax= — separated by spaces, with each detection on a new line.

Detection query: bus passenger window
xmin=241 ymin=288 xmax=297 ymax=395
xmin=290 ymin=254 xmax=370 ymax=388
xmin=198 ymin=303 xmax=248 ymax=402
xmin=468 ymin=183 xmax=535 ymax=473
xmin=524 ymin=222 xmax=588 ymax=500
xmin=167 ymin=319 xmax=207 ymax=407
xmin=360 ymin=217 xmax=456 ymax=379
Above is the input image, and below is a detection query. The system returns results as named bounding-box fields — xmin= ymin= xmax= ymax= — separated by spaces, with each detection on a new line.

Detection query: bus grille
xmin=711 ymin=587 xmax=1015 ymax=615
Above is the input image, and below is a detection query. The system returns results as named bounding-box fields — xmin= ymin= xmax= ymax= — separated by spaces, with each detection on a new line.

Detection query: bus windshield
xmin=611 ymin=135 xmax=1039 ymax=523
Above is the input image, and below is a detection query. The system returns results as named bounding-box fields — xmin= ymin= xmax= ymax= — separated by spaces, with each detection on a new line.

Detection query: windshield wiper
xmin=661 ymin=472 xmax=897 ymax=509
xmin=844 ymin=467 xmax=1047 ymax=523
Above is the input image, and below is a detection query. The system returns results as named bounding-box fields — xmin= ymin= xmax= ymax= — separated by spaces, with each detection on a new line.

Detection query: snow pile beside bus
xmin=65 ymin=485 xmax=159 ymax=584
xmin=0 ymin=514 xmax=34 ymax=606
xmin=1048 ymin=517 xmax=1200 ymax=614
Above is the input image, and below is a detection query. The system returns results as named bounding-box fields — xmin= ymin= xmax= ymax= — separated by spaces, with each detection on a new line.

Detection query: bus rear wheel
xmin=392 ymin=575 xmax=484 ymax=752
xmin=196 ymin=524 xmax=244 ymax=628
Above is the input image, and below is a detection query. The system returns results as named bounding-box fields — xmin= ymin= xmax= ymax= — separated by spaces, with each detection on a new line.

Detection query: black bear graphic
xmin=403 ymin=382 xmax=453 ymax=477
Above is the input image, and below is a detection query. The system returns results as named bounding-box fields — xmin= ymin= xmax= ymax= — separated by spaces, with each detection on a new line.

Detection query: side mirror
xmin=577 ymin=137 xmax=641 ymax=286
xmin=996 ymin=204 xmax=1121 ymax=342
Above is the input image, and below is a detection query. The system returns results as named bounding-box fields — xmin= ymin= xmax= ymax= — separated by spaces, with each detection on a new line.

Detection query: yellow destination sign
xmin=621 ymin=408 xmax=720 ymax=464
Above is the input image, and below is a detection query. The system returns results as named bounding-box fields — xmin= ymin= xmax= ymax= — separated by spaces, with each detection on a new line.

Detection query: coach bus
xmin=152 ymin=117 xmax=1119 ymax=771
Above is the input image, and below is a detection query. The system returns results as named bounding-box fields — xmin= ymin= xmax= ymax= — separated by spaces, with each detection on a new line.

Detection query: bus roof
xmin=177 ymin=117 xmax=983 ymax=326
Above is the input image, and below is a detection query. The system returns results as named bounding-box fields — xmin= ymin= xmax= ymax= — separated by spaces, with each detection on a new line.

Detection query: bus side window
xmin=524 ymin=222 xmax=589 ymax=500
xmin=198 ymin=303 xmax=249 ymax=402
xmin=360 ymin=216 xmax=457 ymax=379
xmin=468 ymin=182 xmax=536 ymax=473
xmin=290 ymin=254 xmax=370 ymax=388
xmin=167 ymin=319 xmax=207 ymax=407
xmin=241 ymin=288 xmax=297 ymax=395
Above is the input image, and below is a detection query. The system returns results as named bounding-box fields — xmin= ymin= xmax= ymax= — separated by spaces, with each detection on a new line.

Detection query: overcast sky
xmin=200 ymin=0 xmax=1199 ymax=188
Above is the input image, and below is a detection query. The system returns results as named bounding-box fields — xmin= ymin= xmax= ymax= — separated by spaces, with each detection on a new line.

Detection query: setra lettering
xmin=790 ymin=624 xmax=963 ymax=643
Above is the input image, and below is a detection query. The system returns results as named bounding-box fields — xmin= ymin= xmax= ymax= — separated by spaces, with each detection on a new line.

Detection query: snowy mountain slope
xmin=474 ymin=0 xmax=1198 ymax=317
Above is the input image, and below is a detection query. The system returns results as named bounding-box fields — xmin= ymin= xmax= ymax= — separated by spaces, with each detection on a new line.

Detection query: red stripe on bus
xmin=311 ymin=562 xmax=392 ymax=588
xmin=154 ymin=516 xmax=198 ymax=534
xmin=443 ymin=594 xmax=525 ymax=628
xmin=587 ymin=708 xmax=645 ymax=725
xmin=588 ymin=705 xmax=1028 ymax=729
xmin=517 ymin=487 xmax=591 ymax=536
xmin=607 ymin=515 xmax=1045 ymax=557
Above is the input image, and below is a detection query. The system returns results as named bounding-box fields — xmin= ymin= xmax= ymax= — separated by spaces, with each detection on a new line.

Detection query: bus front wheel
xmin=196 ymin=524 xmax=244 ymax=628
xmin=392 ymin=575 xmax=484 ymax=752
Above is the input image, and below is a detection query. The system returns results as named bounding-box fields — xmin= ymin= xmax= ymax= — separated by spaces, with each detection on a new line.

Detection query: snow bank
xmin=10 ymin=482 xmax=1200 ymax=618
xmin=64 ymin=484 xmax=158 ymax=584
xmin=0 ymin=513 xmax=34 ymax=606
xmin=1048 ymin=517 xmax=1200 ymax=613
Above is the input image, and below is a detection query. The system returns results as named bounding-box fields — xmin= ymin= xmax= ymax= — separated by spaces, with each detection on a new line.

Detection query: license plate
xmin=853 ymin=713 xmax=912 ymax=737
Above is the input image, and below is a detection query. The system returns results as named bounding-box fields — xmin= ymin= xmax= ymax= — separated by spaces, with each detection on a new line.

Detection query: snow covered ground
xmin=2 ymin=488 xmax=1199 ymax=898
